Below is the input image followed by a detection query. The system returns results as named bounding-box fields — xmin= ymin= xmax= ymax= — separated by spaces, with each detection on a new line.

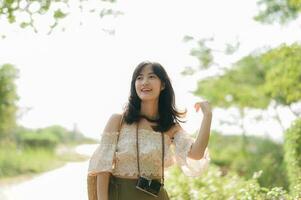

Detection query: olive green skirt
xmin=109 ymin=176 xmax=170 ymax=200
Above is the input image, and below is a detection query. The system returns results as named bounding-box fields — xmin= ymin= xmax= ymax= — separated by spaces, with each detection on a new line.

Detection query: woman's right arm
xmin=97 ymin=172 xmax=110 ymax=200
xmin=94 ymin=113 xmax=123 ymax=200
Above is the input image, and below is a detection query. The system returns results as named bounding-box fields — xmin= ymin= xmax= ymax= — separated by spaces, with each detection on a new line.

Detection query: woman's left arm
xmin=188 ymin=101 xmax=212 ymax=160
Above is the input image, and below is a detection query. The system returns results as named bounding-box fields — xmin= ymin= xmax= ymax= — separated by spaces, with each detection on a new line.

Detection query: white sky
xmin=0 ymin=0 xmax=300 ymax=142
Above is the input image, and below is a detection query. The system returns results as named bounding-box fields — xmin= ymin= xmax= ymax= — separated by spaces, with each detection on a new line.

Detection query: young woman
xmin=87 ymin=61 xmax=212 ymax=200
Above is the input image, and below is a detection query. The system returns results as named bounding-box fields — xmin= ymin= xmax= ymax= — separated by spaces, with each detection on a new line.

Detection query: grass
xmin=0 ymin=142 xmax=89 ymax=182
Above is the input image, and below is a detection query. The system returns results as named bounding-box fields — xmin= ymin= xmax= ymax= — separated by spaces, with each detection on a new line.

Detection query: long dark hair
xmin=123 ymin=61 xmax=187 ymax=133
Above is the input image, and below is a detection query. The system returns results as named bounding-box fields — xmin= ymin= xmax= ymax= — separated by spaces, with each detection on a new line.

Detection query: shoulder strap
xmin=113 ymin=112 xmax=125 ymax=170
xmin=118 ymin=112 xmax=124 ymax=132
xmin=116 ymin=112 xmax=124 ymax=144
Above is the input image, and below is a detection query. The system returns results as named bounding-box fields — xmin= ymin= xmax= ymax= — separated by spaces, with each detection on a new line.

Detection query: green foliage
xmin=261 ymin=43 xmax=301 ymax=105
xmin=0 ymin=142 xmax=59 ymax=178
xmin=190 ymin=38 xmax=214 ymax=70
xmin=165 ymin=165 xmax=291 ymax=200
xmin=194 ymin=55 xmax=270 ymax=109
xmin=224 ymin=40 xmax=240 ymax=55
xmin=0 ymin=124 xmax=89 ymax=178
xmin=13 ymin=125 xmax=85 ymax=149
xmin=0 ymin=0 xmax=66 ymax=32
xmin=182 ymin=35 xmax=194 ymax=42
xmin=194 ymin=43 xmax=301 ymax=109
xmin=254 ymin=0 xmax=301 ymax=24
xmin=284 ymin=118 xmax=301 ymax=198
xmin=0 ymin=0 xmax=121 ymax=33
xmin=181 ymin=36 xmax=240 ymax=75
xmin=208 ymin=132 xmax=289 ymax=190
xmin=0 ymin=64 xmax=19 ymax=140
xmin=53 ymin=9 xmax=67 ymax=19
xmin=165 ymin=130 xmax=292 ymax=198
xmin=16 ymin=131 xmax=59 ymax=150
xmin=181 ymin=66 xmax=197 ymax=76
xmin=37 ymin=125 xmax=74 ymax=142
xmin=99 ymin=8 xmax=123 ymax=18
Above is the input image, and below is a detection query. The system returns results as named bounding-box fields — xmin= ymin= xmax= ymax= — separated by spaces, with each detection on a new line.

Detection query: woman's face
xmin=135 ymin=64 xmax=165 ymax=101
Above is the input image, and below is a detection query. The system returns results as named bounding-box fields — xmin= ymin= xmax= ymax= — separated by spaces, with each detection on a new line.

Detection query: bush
xmin=13 ymin=124 xmax=85 ymax=150
xmin=284 ymin=118 xmax=301 ymax=199
xmin=0 ymin=145 xmax=58 ymax=178
xmin=165 ymin=165 xmax=291 ymax=200
xmin=16 ymin=131 xmax=59 ymax=150
xmin=38 ymin=125 xmax=73 ymax=142
xmin=207 ymin=131 xmax=288 ymax=190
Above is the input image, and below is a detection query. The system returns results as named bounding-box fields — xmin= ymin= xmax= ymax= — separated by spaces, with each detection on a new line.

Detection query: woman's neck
xmin=140 ymin=100 xmax=159 ymax=119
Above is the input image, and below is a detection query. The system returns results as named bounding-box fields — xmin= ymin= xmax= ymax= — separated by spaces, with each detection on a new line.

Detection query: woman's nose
xmin=142 ymin=78 xmax=149 ymax=85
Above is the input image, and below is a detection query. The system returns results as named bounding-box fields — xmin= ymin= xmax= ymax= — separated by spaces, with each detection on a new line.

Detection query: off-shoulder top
xmin=87 ymin=123 xmax=210 ymax=178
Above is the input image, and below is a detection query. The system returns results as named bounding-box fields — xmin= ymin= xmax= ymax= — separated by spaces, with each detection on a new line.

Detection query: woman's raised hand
xmin=194 ymin=100 xmax=212 ymax=116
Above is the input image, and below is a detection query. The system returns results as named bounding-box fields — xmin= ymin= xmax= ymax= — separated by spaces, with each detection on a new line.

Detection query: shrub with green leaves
xmin=18 ymin=131 xmax=59 ymax=150
xmin=284 ymin=118 xmax=301 ymax=199
xmin=199 ymin=132 xmax=289 ymax=190
xmin=165 ymin=165 xmax=291 ymax=200
xmin=0 ymin=144 xmax=58 ymax=178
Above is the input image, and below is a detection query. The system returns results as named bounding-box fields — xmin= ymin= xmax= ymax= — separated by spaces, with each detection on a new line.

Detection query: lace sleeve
xmin=173 ymin=129 xmax=210 ymax=177
xmin=87 ymin=131 xmax=118 ymax=176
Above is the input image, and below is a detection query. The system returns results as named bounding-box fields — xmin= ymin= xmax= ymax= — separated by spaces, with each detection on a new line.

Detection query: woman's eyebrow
xmin=138 ymin=72 xmax=155 ymax=76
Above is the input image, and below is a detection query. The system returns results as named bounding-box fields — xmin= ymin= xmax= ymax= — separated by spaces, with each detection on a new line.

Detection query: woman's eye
xmin=149 ymin=75 xmax=156 ymax=78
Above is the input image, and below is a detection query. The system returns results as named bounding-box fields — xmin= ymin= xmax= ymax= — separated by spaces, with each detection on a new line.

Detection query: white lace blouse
xmin=87 ymin=123 xmax=210 ymax=178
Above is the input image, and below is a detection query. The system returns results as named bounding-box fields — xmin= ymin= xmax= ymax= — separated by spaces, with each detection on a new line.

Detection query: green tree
xmin=181 ymin=36 xmax=240 ymax=75
xmin=0 ymin=0 xmax=122 ymax=34
xmin=193 ymin=53 xmax=271 ymax=152
xmin=254 ymin=0 xmax=301 ymax=24
xmin=284 ymin=118 xmax=301 ymax=198
xmin=261 ymin=43 xmax=301 ymax=106
xmin=0 ymin=64 xmax=19 ymax=140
